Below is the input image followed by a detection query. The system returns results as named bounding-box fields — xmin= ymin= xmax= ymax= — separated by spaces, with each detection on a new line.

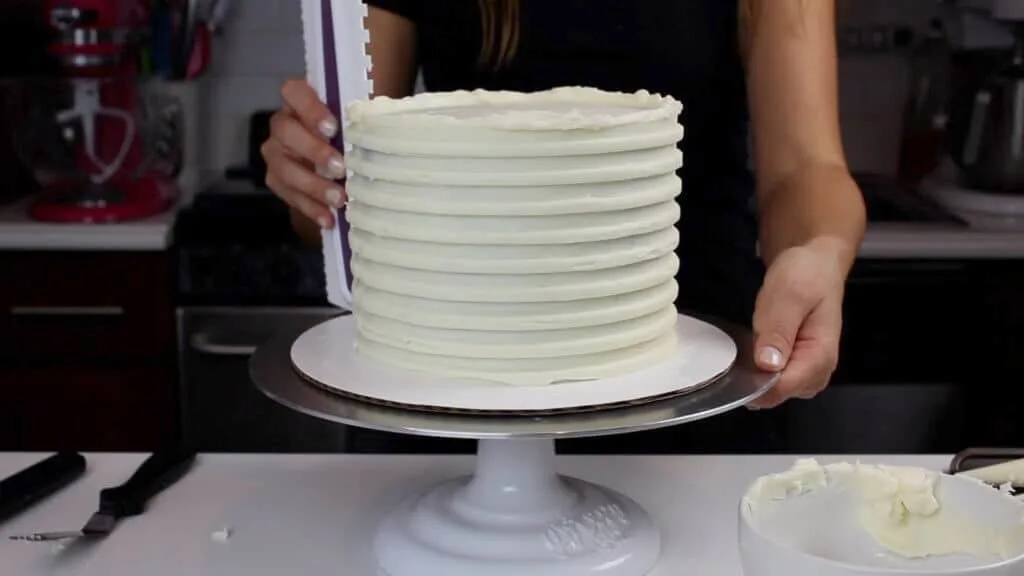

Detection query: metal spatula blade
xmin=10 ymin=530 xmax=84 ymax=543
xmin=9 ymin=510 xmax=117 ymax=542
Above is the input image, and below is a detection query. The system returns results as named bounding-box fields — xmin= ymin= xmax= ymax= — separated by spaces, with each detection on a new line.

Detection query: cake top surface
xmin=346 ymin=86 xmax=682 ymax=131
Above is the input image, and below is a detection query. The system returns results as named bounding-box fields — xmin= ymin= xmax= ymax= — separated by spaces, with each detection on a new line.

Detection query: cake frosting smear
xmin=342 ymin=87 xmax=685 ymax=385
xmin=743 ymin=459 xmax=1024 ymax=561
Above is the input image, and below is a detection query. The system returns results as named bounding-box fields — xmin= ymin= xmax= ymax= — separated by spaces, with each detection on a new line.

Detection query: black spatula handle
xmin=0 ymin=452 xmax=87 ymax=523
xmin=98 ymin=449 xmax=196 ymax=518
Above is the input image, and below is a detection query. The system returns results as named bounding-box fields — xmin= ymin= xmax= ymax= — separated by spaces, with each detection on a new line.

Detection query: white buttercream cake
xmin=343 ymin=86 xmax=684 ymax=385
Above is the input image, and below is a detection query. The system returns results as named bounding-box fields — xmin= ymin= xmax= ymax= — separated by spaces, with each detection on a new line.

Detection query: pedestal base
xmin=374 ymin=439 xmax=660 ymax=576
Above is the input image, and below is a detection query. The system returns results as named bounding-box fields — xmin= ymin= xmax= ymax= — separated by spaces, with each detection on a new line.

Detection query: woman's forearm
xmin=757 ymin=162 xmax=866 ymax=271
xmin=741 ymin=0 xmax=864 ymax=271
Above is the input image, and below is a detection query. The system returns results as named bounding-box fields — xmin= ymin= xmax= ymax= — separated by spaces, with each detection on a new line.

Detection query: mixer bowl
xmin=3 ymin=76 xmax=182 ymax=189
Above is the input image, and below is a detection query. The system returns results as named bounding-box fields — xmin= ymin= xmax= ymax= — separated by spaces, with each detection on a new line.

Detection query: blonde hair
xmin=476 ymin=0 xmax=521 ymax=69
xmin=477 ymin=0 xmax=763 ymax=69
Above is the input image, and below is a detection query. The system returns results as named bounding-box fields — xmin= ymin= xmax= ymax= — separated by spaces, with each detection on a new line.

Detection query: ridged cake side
xmin=344 ymin=87 xmax=684 ymax=385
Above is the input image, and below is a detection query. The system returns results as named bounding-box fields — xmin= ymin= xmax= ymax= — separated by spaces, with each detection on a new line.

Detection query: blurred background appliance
xmin=4 ymin=0 xmax=184 ymax=224
xmin=948 ymin=0 xmax=1024 ymax=193
xmin=0 ymin=1 xmax=61 ymax=205
xmin=913 ymin=0 xmax=1024 ymax=226
xmin=898 ymin=16 xmax=954 ymax=188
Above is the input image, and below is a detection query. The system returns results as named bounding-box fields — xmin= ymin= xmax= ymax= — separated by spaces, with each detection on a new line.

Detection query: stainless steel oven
xmin=177 ymin=306 xmax=348 ymax=452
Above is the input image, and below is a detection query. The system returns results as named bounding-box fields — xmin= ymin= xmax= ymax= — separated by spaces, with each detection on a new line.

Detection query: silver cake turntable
xmin=250 ymin=314 xmax=778 ymax=576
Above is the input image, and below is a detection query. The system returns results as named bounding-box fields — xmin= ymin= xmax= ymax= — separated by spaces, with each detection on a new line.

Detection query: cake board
xmin=250 ymin=314 xmax=779 ymax=576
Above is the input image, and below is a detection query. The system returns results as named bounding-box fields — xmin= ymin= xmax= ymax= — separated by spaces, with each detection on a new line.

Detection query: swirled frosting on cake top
xmin=343 ymin=87 xmax=685 ymax=386
xmin=347 ymin=86 xmax=682 ymax=129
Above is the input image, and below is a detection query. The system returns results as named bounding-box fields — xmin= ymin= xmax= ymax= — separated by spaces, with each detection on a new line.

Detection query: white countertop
xmin=0 ymin=197 xmax=178 ymax=251
xmin=0 ymin=452 xmax=950 ymax=576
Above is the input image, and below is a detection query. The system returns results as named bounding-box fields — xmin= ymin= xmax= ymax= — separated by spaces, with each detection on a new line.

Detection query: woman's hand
xmin=261 ymin=79 xmax=348 ymax=229
xmin=748 ymin=236 xmax=850 ymax=409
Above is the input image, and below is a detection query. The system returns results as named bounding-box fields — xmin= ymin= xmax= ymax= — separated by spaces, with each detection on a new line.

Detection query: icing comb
xmin=300 ymin=0 xmax=374 ymax=309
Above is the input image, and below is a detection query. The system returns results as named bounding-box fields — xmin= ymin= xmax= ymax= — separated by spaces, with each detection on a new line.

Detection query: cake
xmin=343 ymin=86 xmax=684 ymax=385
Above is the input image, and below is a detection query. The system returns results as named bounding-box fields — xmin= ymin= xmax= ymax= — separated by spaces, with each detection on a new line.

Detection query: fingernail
xmin=327 ymin=155 xmax=346 ymax=178
xmin=319 ymin=117 xmax=338 ymax=138
xmin=758 ymin=346 xmax=784 ymax=370
xmin=325 ymin=187 xmax=344 ymax=208
xmin=317 ymin=216 xmax=333 ymax=229
xmin=746 ymin=404 xmax=762 ymax=411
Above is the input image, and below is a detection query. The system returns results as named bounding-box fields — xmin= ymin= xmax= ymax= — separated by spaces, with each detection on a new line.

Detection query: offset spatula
xmin=950 ymin=448 xmax=1024 ymax=498
xmin=10 ymin=449 xmax=196 ymax=543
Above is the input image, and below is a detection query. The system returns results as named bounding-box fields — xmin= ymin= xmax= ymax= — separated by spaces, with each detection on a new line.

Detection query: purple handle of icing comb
xmin=321 ymin=0 xmax=354 ymax=299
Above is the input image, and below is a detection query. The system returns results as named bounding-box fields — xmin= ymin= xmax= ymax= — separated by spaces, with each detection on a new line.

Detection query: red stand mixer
xmin=23 ymin=0 xmax=180 ymax=223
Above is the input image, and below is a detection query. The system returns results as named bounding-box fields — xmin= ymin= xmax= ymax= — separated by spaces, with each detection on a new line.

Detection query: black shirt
xmin=364 ymin=0 xmax=764 ymax=326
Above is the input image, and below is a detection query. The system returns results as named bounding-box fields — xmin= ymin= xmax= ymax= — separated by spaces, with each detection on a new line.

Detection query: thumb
xmin=752 ymin=284 xmax=812 ymax=372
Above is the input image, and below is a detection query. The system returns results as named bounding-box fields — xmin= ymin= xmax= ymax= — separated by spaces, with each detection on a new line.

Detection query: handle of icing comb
xmin=301 ymin=0 xmax=373 ymax=310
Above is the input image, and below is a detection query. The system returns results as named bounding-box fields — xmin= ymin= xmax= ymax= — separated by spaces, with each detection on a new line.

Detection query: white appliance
xmin=924 ymin=161 xmax=1024 ymax=229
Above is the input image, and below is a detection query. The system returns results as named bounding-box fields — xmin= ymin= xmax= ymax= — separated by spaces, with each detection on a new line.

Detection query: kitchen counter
xmin=0 ymin=197 xmax=179 ymax=251
xmin=0 ymin=452 xmax=949 ymax=576
xmin=861 ymin=222 xmax=1024 ymax=259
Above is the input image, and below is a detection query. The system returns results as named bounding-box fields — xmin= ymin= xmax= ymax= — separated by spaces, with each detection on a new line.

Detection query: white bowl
xmin=738 ymin=463 xmax=1024 ymax=576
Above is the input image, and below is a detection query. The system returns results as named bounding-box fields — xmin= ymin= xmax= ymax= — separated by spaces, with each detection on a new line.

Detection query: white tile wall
xmin=192 ymin=0 xmax=305 ymax=189
xmin=192 ymin=0 xmax=942 ymax=181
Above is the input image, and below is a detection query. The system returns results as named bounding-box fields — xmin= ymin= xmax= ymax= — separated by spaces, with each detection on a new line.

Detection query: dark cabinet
xmin=1 ymin=366 xmax=178 ymax=450
xmin=838 ymin=260 xmax=985 ymax=384
xmin=784 ymin=258 xmax=1024 ymax=454
xmin=0 ymin=251 xmax=179 ymax=451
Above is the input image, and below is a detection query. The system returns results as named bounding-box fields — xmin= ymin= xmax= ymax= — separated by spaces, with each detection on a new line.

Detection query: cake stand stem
xmin=374 ymin=438 xmax=661 ymax=576
xmin=462 ymin=439 xmax=575 ymax=517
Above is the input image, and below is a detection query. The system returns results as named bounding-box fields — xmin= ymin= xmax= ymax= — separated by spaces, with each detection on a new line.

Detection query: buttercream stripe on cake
xmin=344 ymin=87 xmax=685 ymax=385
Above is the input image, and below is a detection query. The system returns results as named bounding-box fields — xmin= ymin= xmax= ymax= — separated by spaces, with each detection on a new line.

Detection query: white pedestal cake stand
xmin=249 ymin=314 xmax=778 ymax=576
